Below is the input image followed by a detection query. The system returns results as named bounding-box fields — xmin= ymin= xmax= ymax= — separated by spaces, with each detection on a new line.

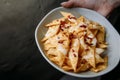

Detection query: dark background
xmin=0 ymin=0 xmax=119 ymax=80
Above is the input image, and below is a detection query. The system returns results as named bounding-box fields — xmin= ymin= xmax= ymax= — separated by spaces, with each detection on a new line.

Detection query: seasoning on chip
xmin=41 ymin=11 xmax=108 ymax=73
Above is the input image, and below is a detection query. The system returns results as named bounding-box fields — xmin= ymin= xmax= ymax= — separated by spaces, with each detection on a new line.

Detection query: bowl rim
xmin=35 ymin=7 xmax=120 ymax=78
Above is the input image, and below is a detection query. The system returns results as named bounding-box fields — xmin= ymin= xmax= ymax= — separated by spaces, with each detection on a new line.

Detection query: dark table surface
xmin=0 ymin=0 xmax=119 ymax=80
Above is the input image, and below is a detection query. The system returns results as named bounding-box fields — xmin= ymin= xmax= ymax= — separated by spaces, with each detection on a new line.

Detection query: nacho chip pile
xmin=41 ymin=11 xmax=108 ymax=73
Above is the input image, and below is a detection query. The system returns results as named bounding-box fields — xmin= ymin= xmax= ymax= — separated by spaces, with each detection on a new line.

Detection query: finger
xmin=96 ymin=3 xmax=113 ymax=17
xmin=61 ymin=0 xmax=74 ymax=8
xmin=61 ymin=0 xmax=85 ymax=8
xmin=97 ymin=9 xmax=111 ymax=17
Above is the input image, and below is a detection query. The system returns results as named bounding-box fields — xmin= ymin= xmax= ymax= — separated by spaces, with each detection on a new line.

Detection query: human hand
xmin=61 ymin=0 xmax=120 ymax=17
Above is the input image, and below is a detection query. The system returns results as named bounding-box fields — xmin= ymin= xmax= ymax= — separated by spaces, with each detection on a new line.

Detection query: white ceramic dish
xmin=35 ymin=7 xmax=120 ymax=78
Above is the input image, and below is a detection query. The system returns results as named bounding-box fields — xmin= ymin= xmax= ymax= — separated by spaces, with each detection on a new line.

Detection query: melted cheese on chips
xmin=57 ymin=44 xmax=67 ymax=55
xmin=42 ymin=11 xmax=108 ymax=73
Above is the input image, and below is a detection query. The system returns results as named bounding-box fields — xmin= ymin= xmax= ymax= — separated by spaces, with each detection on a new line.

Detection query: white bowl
xmin=35 ymin=7 xmax=120 ymax=78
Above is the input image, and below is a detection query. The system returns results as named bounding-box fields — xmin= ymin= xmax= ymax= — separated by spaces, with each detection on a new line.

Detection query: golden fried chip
xmin=69 ymin=38 xmax=80 ymax=72
xmin=96 ymin=48 xmax=105 ymax=55
xmin=62 ymin=66 xmax=73 ymax=71
xmin=76 ymin=59 xmax=90 ymax=72
xmin=83 ymin=47 xmax=96 ymax=68
xmin=48 ymin=49 xmax=66 ymax=67
xmin=60 ymin=11 xmax=74 ymax=18
xmin=45 ymin=18 xmax=65 ymax=27
xmin=90 ymin=56 xmax=108 ymax=72
xmin=79 ymin=36 xmax=88 ymax=49
xmin=42 ymin=11 xmax=108 ymax=73
xmin=42 ymin=25 xmax=60 ymax=41
xmin=95 ymin=54 xmax=104 ymax=64
xmin=90 ymin=29 xmax=98 ymax=36
xmin=43 ymin=36 xmax=58 ymax=50
xmin=57 ymin=51 xmax=66 ymax=67
xmin=47 ymin=48 xmax=57 ymax=56
xmin=96 ymin=26 xmax=105 ymax=43
xmin=60 ymin=11 xmax=77 ymax=23
xmin=56 ymin=32 xmax=70 ymax=55
xmin=97 ymin=43 xmax=107 ymax=49
xmin=44 ymin=43 xmax=56 ymax=50
xmin=77 ymin=16 xmax=85 ymax=23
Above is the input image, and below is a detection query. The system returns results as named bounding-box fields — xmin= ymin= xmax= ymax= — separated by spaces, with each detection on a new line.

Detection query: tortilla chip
xmin=48 ymin=49 xmax=66 ymax=67
xmin=44 ymin=43 xmax=56 ymax=50
xmin=90 ymin=29 xmax=98 ymax=36
xmin=95 ymin=54 xmax=104 ymax=64
xmin=83 ymin=47 xmax=96 ymax=68
xmin=96 ymin=27 xmax=105 ymax=43
xmin=41 ymin=11 xmax=108 ymax=73
xmin=97 ymin=43 xmax=107 ymax=49
xmin=90 ymin=56 xmax=108 ymax=72
xmin=47 ymin=48 xmax=57 ymax=56
xmin=76 ymin=59 xmax=90 ymax=72
xmin=69 ymin=38 xmax=80 ymax=72
xmin=43 ymin=36 xmax=58 ymax=50
xmin=45 ymin=18 xmax=65 ymax=27
xmin=96 ymin=48 xmax=105 ymax=55
xmin=62 ymin=66 xmax=73 ymax=71
xmin=60 ymin=11 xmax=74 ymax=18
xmin=56 ymin=32 xmax=70 ymax=55
xmin=79 ymin=36 xmax=88 ymax=49
xmin=42 ymin=25 xmax=60 ymax=41
xmin=57 ymin=51 xmax=66 ymax=67
xmin=77 ymin=16 xmax=85 ymax=23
